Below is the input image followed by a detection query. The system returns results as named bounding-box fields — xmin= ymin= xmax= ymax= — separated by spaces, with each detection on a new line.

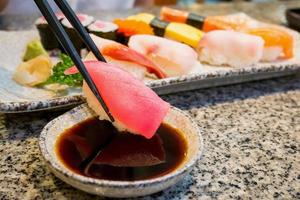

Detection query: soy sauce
xmin=55 ymin=118 xmax=187 ymax=181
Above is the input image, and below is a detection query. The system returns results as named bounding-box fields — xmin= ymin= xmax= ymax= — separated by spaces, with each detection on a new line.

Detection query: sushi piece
xmin=61 ymin=14 xmax=94 ymax=52
xmin=128 ymin=35 xmax=199 ymax=77
xmin=87 ymin=34 xmax=166 ymax=79
xmin=205 ymin=12 xmax=298 ymax=39
xmin=85 ymin=53 xmax=153 ymax=80
xmin=245 ymin=28 xmax=294 ymax=61
xmin=65 ymin=61 xmax=170 ymax=139
xmin=198 ymin=30 xmax=264 ymax=67
xmin=161 ymin=7 xmax=205 ymax=29
xmin=113 ymin=19 xmax=154 ymax=44
xmin=161 ymin=8 xmax=259 ymax=32
xmin=35 ymin=13 xmax=65 ymax=50
xmin=161 ymin=7 xmax=298 ymax=44
xmin=87 ymin=20 xmax=118 ymax=41
xmin=160 ymin=7 xmax=243 ymax=31
xmin=128 ymin=13 xmax=168 ymax=37
xmin=128 ymin=13 xmax=204 ymax=48
xmin=202 ymin=13 xmax=259 ymax=32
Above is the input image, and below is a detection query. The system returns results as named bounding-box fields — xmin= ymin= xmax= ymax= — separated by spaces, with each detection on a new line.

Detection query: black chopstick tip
xmin=107 ymin=112 xmax=115 ymax=122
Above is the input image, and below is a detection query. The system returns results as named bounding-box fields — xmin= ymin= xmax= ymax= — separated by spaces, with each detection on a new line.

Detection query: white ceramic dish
xmin=1 ymin=30 xmax=300 ymax=113
xmin=39 ymin=104 xmax=203 ymax=198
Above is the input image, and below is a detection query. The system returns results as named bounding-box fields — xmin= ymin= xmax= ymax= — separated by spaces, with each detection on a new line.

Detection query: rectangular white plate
xmin=0 ymin=30 xmax=300 ymax=113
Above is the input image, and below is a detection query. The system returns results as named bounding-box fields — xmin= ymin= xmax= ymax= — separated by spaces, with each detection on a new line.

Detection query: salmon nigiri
xmin=65 ymin=61 xmax=170 ymax=139
xmin=246 ymin=27 xmax=294 ymax=61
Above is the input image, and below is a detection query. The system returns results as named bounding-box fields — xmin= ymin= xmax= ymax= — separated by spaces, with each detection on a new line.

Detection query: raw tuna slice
xmin=65 ymin=61 xmax=170 ymax=139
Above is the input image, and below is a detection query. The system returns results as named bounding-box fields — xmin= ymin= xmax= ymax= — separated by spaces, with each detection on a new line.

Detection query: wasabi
xmin=23 ymin=40 xmax=48 ymax=61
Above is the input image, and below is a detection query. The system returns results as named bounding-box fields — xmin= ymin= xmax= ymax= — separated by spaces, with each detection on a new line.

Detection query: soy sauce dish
xmin=39 ymin=104 xmax=203 ymax=198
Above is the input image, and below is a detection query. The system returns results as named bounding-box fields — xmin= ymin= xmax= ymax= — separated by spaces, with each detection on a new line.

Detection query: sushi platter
xmin=0 ymin=1 xmax=299 ymax=198
xmin=1 ymin=8 xmax=300 ymax=113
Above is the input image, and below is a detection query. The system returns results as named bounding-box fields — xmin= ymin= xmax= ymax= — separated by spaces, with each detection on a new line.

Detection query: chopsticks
xmin=34 ymin=0 xmax=114 ymax=122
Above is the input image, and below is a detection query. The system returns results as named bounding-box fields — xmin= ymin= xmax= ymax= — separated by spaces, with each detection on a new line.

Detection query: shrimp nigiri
xmin=65 ymin=61 xmax=170 ymax=139
xmin=128 ymin=35 xmax=199 ymax=77
xmin=198 ymin=30 xmax=264 ymax=67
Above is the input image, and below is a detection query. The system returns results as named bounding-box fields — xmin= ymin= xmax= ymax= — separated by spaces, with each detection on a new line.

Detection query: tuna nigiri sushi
xmin=198 ymin=30 xmax=264 ymax=67
xmin=65 ymin=61 xmax=170 ymax=139
xmin=128 ymin=35 xmax=199 ymax=77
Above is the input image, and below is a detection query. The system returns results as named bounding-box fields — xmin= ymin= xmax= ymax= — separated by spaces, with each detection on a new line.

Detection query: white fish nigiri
xmin=198 ymin=30 xmax=264 ymax=67
xmin=128 ymin=34 xmax=199 ymax=77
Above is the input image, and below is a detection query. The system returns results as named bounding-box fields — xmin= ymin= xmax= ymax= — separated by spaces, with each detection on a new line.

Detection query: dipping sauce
xmin=55 ymin=118 xmax=187 ymax=181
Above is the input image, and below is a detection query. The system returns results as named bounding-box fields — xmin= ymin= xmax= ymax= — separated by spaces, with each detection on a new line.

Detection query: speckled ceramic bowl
xmin=39 ymin=104 xmax=203 ymax=198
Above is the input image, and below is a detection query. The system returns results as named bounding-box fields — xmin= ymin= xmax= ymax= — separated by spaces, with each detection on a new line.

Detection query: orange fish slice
xmin=202 ymin=16 xmax=240 ymax=32
xmin=160 ymin=6 xmax=189 ymax=24
xmin=114 ymin=19 xmax=154 ymax=37
xmin=246 ymin=27 xmax=294 ymax=59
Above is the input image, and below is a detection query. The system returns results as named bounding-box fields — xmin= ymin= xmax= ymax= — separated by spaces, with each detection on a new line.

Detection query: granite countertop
xmin=1 ymin=1 xmax=300 ymax=200
xmin=0 ymin=75 xmax=299 ymax=200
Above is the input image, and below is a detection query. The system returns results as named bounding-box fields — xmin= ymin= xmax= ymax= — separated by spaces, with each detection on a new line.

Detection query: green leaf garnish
xmin=43 ymin=54 xmax=83 ymax=87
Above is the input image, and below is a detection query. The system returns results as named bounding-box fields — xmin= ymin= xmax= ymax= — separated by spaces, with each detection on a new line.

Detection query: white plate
xmin=0 ymin=30 xmax=300 ymax=113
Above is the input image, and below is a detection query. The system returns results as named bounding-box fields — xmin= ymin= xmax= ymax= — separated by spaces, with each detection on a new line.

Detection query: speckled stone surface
xmin=0 ymin=74 xmax=299 ymax=200
xmin=0 ymin=1 xmax=300 ymax=199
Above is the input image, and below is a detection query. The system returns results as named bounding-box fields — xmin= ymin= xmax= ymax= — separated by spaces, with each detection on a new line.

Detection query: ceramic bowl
xmin=39 ymin=104 xmax=203 ymax=198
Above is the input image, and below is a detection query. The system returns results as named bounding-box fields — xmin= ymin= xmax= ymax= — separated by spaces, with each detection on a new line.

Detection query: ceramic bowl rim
xmin=39 ymin=104 xmax=204 ymax=188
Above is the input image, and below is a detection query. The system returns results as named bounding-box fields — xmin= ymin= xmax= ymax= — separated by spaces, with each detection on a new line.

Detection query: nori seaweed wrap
xmin=88 ymin=20 xmax=118 ymax=41
xmin=35 ymin=13 xmax=64 ymax=50
xmin=61 ymin=14 xmax=94 ymax=52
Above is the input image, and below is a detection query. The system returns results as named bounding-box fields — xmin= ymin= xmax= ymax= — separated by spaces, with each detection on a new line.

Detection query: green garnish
xmin=23 ymin=40 xmax=48 ymax=61
xmin=43 ymin=54 xmax=83 ymax=87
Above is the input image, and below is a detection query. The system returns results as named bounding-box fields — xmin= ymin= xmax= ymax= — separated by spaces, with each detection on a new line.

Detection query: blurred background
xmin=0 ymin=0 xmax=292 ymax=15
xmin=0 ymin=0 xmax=296 ymax=30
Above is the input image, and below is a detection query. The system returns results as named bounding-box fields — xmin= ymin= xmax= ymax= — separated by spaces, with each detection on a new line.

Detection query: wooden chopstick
xmin=53 ymin=0 xmax=107 ymax=63
xmin=34 ymin=0 xmax=114 ymax=122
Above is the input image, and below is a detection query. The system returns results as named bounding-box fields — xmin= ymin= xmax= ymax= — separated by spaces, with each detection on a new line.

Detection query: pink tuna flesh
xmin=65 ymin=61 xmax=170 ymax=139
